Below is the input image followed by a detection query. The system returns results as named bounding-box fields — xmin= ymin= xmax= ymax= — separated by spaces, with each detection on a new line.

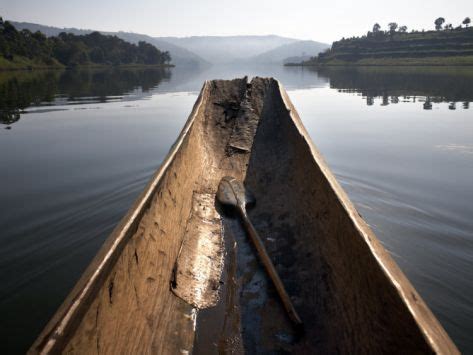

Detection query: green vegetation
xmin=0 ymin=16 xmax=171 ymax=70
xmin=0 ymin=55 xmax=62 ymax=70
xmin=289 ymin=17 xmax=473 ymax=66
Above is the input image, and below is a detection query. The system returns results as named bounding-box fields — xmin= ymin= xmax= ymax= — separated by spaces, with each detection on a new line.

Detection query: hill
xmin=109 ymin=32 xmax=209 ymax=67
xmin=292 ymin=26 xmax=473 ymax=66
xmin=8 ymin=21 xmax=89 ymax=37
xmin=11 ymin=21 xmax=208 ymax=67
xmin=12 ymin=22 xmax=309 ymax=65
xmin=10 ymin=21 xmax=331 ymax=65
xmin=247 ymin=40 xmax=329 ymax=65
xmin=1 ymin=19 xmax=172 ymax=69
xmin=159 ymin=35 xmax=299 ymax=64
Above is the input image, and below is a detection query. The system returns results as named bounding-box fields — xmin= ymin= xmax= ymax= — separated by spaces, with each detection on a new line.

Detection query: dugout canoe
xmin=29 ymin=77 xmax=458 ymax=354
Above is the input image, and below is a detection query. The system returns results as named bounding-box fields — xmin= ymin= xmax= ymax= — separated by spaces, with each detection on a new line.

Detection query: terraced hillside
xmin=295 ymin=28 xmax=473 ymax=66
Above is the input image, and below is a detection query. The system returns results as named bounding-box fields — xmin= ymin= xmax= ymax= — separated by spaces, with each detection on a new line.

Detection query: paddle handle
xmin=238 ymin=207 xmax=303 ymax=325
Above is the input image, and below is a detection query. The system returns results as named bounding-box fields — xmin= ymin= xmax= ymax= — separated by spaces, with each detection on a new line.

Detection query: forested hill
xmin=0 ymin=17 xmax=171 ymax=69
xmin=293 ymin=18 xmax=473 ymax=66
xmin=11 ymin=21 xmax=207 ymax=67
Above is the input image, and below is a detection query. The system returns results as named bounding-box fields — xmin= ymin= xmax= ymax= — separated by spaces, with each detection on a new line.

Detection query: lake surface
xmin=0 ymin=65 xmax=472 ymax=354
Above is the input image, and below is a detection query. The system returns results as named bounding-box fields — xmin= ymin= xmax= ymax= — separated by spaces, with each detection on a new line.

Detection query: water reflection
xmin=313 ymin=66 xmax=473 ymax=109
xmin=0 ymin=68 xmax=171 ymax=126
xmin=5 ymin=65 xmax=470 ymax=127
xmin=0 ymin=71 xmax=59 ymax=125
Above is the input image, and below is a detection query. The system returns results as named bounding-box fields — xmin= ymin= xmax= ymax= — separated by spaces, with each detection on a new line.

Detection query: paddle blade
xmin=217 ymin=176 xmax=255 ymax=209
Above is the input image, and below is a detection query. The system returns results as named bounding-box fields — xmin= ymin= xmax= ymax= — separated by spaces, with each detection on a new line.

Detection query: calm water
xmin=0 ymin=65 xmax=472 ymax=354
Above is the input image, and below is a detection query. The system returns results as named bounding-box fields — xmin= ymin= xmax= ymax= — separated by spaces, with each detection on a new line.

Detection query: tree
xmin=399 ymin=25 xmax=408 ymax=33
xmin=435 ymin=17 xmax=445 ymax=30
xmin=463 ymin=17 xmax=471 ymax=28
xmin=444 ymin=23 xmax=453 ymax=30
xmin=373 ymin=23 xmax=381 ymax=33
xmin=162 ymin=51 xmax=171 ymax=64
xmin=90 ymin=47 xmax=105 ymax=62
xmin=388 ymin=22 xmax=398 ymax=33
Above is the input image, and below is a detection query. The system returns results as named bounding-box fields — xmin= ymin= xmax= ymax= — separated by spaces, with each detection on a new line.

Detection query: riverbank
xmin=0 ymin=56 xmax=175 ymax=71
xmin=286 ymin=55 xmax=473 ymax=67
xmin=0 ymin=56 xmax=63 ymax=71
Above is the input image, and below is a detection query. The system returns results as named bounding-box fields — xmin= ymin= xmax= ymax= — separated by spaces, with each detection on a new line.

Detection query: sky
xmin=1 ymin=0 xmax=473 ymax=43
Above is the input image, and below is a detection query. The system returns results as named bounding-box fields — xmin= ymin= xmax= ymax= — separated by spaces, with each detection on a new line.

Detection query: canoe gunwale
xmin=28 ymin=81 xmax=212 ymax=354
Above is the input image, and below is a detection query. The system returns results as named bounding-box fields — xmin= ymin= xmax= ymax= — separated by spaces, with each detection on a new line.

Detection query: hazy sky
xmin=1 ymin=0 xmax=472 ymax=43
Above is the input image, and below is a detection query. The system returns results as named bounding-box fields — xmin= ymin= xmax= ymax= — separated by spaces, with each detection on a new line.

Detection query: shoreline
xmin=285 ymin=56 xmax=473 ymax=67
xmin=286 ymin=63 xmax=473 ymax=67
xmin=0 ymin=61 xmax=175 ymax=72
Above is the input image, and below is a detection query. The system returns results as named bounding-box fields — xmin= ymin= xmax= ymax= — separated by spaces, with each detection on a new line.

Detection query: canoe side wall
xmin=235 ymin=81 xmax=425 ymax=353
xmin=45 ymin=77 xmax=252 ymax=354
xmin=276 ymin=81 xmax=458 ymax=354
xmin=28 ymin=82 xmax=212 ymax=354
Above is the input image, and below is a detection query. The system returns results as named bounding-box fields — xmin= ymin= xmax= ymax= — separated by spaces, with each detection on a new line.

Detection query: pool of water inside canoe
xmin=0 ymin=65 xmax=472 ymax=353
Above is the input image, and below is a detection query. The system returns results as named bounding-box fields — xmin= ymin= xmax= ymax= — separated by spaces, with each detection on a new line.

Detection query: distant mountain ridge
xmin=248 ymin=40 xmax=330 ymax=64
xmin=11 ymin=21 xmax=329 ymax=66
xmin=111 ymin=32 xmax=209 ymax=67
xmin=158 ymin=35 xmax=300 ymax=64
xmin=11 ymin=21 xmax=208 ymax=67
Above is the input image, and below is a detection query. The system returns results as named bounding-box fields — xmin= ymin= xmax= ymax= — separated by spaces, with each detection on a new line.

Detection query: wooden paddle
xmin=217 ymin=176 xmax=303 ymax=326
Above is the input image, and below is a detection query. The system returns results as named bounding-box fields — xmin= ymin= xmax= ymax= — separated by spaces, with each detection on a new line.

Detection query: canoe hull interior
xmin=29 ymin=78 xmax=458 ymax=354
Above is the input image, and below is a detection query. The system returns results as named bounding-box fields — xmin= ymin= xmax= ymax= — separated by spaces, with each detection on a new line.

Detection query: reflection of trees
xmin=381 ymin=94 xmax=389 ymax=106
xmin=0 ymin=68 xmax=171 ymax=125
xmin=313 ymin=66 xmax=473 ymax=110
xmin=0 ymin=71 xmax=60 ymax=125
xmin=58 ymin=68 xmax=171 ymax=100
xmin=423 ymin=97 xmax=433 ymax=110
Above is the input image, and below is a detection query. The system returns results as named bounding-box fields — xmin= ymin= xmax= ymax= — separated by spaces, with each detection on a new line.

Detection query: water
xmin=0 ymin=65 xmax=472 ymax=353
